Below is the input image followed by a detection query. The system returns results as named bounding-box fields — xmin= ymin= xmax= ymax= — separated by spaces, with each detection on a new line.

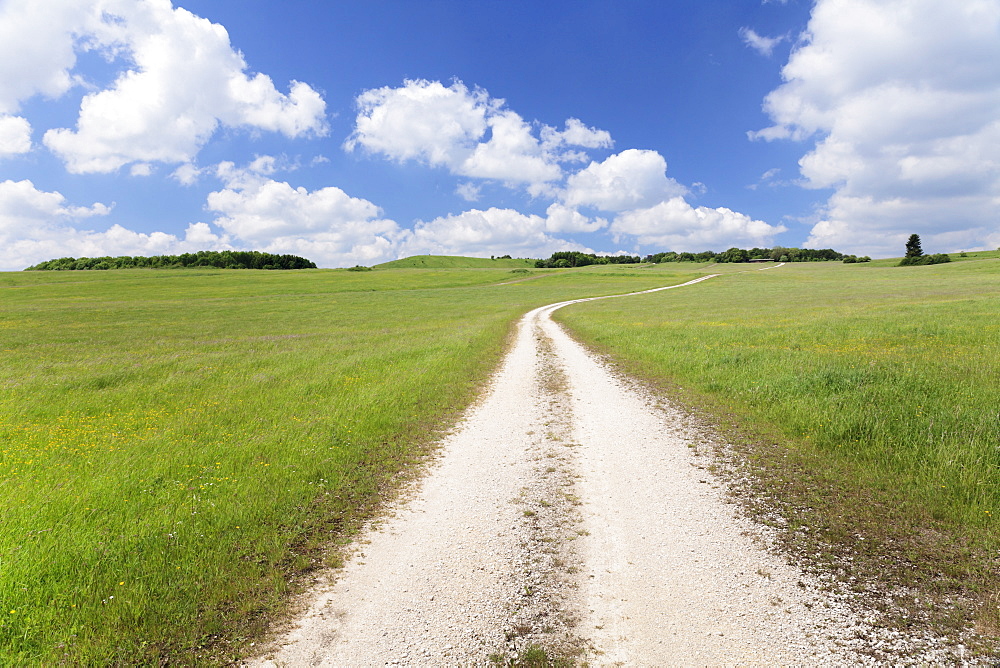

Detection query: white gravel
xmin=251 ymin=278 xmax=869 ymax=666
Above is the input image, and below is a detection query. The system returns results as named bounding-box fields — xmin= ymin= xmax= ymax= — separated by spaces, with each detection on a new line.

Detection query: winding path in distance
xmin=252 ymin=271 xmax=862 ymax=665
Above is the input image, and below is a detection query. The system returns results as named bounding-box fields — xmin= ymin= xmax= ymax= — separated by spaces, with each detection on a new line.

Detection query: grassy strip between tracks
xmin=0 ymin=264 xmax=693 ymax=665
xmin=555 ymin=254 xmax=1000 ymax=652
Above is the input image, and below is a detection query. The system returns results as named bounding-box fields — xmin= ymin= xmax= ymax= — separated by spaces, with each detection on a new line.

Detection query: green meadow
xmin=556 ymin=254 xmax=1000 ymax=637
xmin=4 ymin=254 xmax=1000 ymax=662
xmin=0 ymin=263 xmax=687 ymax=665
xmin=374 ymin=254 xmax=536 ymax=269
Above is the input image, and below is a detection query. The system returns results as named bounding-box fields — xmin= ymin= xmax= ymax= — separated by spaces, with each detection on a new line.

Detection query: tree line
xmin=534 ymin=251 xmax=643 ymax=268
xmin=25 ymin=250 xmax=317 ymax=271
xmin=532 ymin=247 xmax=870 ymax=268
xmin=645 ymin=246 xmax=870 ymax=264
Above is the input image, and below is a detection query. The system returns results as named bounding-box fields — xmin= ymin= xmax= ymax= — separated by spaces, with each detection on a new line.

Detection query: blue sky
xmin=2 ymin=0 xmax=999 ymax=269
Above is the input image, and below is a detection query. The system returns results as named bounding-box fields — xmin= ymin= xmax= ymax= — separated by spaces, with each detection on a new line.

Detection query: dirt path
xmin=252 ymin=276 xmax=864 ymax=665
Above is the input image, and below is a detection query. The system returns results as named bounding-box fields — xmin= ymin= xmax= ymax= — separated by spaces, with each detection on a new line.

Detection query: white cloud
xmin=543 ymin=203 xmax=607 ymax=234
xmin=455 ymin=182 xmax=481 ymax=202
xmin=205 ymin=172 xmax=401 ymax=267
xmin=346 ymin=80 xmax=491 ymax=167
xmin=5 ymin=0 xmax=327 ymax=173
xmin=460 ymin=110 xmax=562 ymax=184
xmin=0 ymin=179 xmax=109 ymax=233
xmin=400 ymin=207 xmax=590 ymax=259
xmin=3 ymin=222 xmax=228 ymax=271
xmin=739 ymin=27 xmax=785 ymax=57
xmin=610 ymin=197 xmax=787 ymax=250
xmin=0 ymin=115 xmax=31 ymax=156
xmin=213 ymin=155 xmax=285 ymax=190
xmin=182 ymin=221 xmax=225 ymax=246
xmin=541 ymin=118 xmax=614 ymax=150
xmin=805 ymin=188 xmax=1000 ymax=255
xmin=345 ymin=79 xmax=612 ymax=190
xmin=343 ymin=78 xmax=782 ymax=257
xmin=171 ymin=163 xmax=201 ymax=185
xmin=753 ymin=0 xmax=1000 ymax=255
xmin=0 ymin=178 xmax=231 ymax=270
xmin=747 ymin=167 xmax=788 ymax=190
xmin=0 ymin=171 xmax=401 ymax=270
xmin=562 ymin=149 xmax=688 ymax=212
xmin=0 ymin=0 xmax=87 ymax=114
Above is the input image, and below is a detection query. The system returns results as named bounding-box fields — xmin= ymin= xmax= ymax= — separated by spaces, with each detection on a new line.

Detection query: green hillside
xmin=374 ymin=254 xmax=536 ymax=269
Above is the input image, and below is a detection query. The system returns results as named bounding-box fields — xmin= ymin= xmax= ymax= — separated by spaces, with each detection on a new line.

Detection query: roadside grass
xmin=555 ymin=257 xmax=1000 ymax=649
xmin=491 ymin=643 xmax=572 ymax=667
xmin=0 ymin=265 xmax=692 ymax=665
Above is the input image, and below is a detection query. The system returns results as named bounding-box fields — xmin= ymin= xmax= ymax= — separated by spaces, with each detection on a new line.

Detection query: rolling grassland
xmin=556 ymin=255 xmax=1000 ymax=644
xmin=0 ymin=264 xmax=693 ymax=664
xmin=374 ymin=254 xmax=536 ymax=269
xmin=5 ymin=255 xmax=998 ymax=662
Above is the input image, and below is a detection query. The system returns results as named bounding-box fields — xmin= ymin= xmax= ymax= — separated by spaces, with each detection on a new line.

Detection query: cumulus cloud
xmin=0 ymin=179 xmax=110 ymax=231
xmin=205 ymin=162 xmax=401 ymax=267
xmin=0 ymin=166 xmax=402 ymax=270
xmin=543 ymin=203 xmax=607 ymax=234
xmin=345 ymin=78 xmax=782 ymax=255
xmin=0 ymin=0 xmax=86 ymax=114
xmin=0 ymin=178 xmax=228 ymax=270
xmin=739 ymin=27 xmax=785 ymax=57
xmin=561 ymin=149 xmax=688 ymax=212
xmin=610 ymin=197 xmax=787 ymax=250
xmin=541 ymin=118 xmax=614 ymax=151
xmin=0 ymin=0 xmax=328 ymax=173
xmin=399 ymin=207 xmax=590 ymax=259
xmin=345 ymin=79 xmax=612 ymax=190
xmin=753 ymin=0 xmax=1000 ymax=254
xmin=171 ymin=163 xmax=201 ymax=186
xmin=460 ymin=109 xmax=562 ymax=184
xmin=0 ymin=115 xmax=31 ymax=156
xmin=346 ymin=79 xmax=491 ymax=167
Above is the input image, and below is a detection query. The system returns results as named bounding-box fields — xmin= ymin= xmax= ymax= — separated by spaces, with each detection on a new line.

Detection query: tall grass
xmin=556 ymin=258 xmax=1000 ymax=637
xmin=0 ymin=265 xmax=691 ymax=664
xmin=558 ymin=259 xmax=1000 ymax=529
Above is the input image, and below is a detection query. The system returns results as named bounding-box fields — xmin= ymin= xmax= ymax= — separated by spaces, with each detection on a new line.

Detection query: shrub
xmin=898 ymin=253 xmax=951 ymax=266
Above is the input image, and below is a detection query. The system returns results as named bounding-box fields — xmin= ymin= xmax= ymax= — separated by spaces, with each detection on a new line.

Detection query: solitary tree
xmin=898 ymin=233 xmax=951 ymax=266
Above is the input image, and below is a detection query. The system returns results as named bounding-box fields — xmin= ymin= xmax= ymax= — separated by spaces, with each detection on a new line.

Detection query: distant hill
xmin=374 ymin=255 xmax=536 ymax=269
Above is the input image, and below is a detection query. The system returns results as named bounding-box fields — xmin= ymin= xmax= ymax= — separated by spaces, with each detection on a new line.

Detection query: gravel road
xmin=252 ymin=277 xmax=867 ymax=665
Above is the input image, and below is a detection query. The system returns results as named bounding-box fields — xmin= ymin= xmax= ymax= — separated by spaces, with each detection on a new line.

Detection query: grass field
xmin=555 ymin=255 xmax=1000 ymax=640
xmin=0 ymin=264 xmax=690 ymax=665
xmin=6 ymin=255 xmax=999 ymax=661
xmin=373 ymin=254 xmax=536 ymax=269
